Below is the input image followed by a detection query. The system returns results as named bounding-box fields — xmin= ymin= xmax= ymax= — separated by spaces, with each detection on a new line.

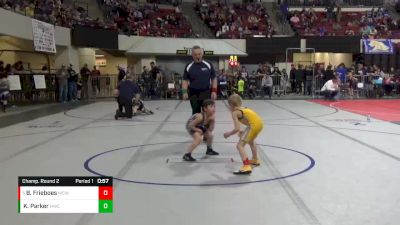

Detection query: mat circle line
xmin=84 ymin=141 xmax=316 ymax=186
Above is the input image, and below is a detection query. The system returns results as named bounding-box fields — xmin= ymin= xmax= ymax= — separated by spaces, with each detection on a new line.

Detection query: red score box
xmin=99 ymin=186 xmax=113 ymax=200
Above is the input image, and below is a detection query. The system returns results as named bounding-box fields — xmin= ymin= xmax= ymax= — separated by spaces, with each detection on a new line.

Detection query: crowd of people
xmin=196 ymin=2 xmax=275 ymax=38
xmin=212 ymin=62 xmax=400 ymax=101
xmin=3 ymin=0 xmax=400 ymax=39
xmin=286 ymin=5 xmax=400 ymax=38
xmin=99 ymin=0 xmax=193 ymax=37
xmin=54 ymin=64 xmax=106 ymax=103
xmin=1 ymin=59 xmax=400 ymax=112
xmin=0 ymin=0 xmax=191 ymax=36
xmin=292 ymin=63 xmax=400 ymax=99
xmin=0 ymin=0 xmax=110 ymax=29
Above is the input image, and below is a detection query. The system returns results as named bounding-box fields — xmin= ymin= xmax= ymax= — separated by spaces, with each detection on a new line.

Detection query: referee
xmin=182 ymin=46 xmax=218 ymax=115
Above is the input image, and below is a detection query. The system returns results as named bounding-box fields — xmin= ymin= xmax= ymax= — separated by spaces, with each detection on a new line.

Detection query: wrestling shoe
xmin=206 ymin=148 xmax=219 ymax=155
xmin=183 ymin=153 xmax=196 ymax=162
xmin=250 ymin=159 xmax=261 ymax=166
xmin=233 ymin=165 xmax=252 ymax=175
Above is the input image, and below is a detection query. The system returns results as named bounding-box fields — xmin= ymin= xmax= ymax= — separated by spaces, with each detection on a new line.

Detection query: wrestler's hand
xmin=183 ymin=93 xmax=188 ymax=100
xmin=223 ymin=132 xmax=230 ymax=139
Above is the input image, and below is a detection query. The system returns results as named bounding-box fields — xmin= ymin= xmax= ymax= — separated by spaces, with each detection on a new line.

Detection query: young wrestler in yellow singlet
xmin=224 ymin=94 xmax=264 ymax=175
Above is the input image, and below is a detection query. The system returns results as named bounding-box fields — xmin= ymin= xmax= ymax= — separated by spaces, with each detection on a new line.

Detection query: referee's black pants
xmin=189 ymin=89 xmax=211 ymax=115
xmin=117 ymin=97 xmax=133 ymax=118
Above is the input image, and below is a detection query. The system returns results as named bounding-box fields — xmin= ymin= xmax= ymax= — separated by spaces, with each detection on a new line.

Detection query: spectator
xmin=345 ymin=29 xmax=355 ymax=35
xmin=347 ymin=71 xmax=358 ymax=97
xmin=295 ymin=65 xmax=304 ymax=94
xmin=318 ymin=25 xmax=326 ymax=36
xmin=25 ymin=3 xmax=35 ymax=17
xmin=247 ymin=71 xmax=257 ymax=99
xmin=290 ymin=64 xmax=296 ymax=93
xmin=91 ymin=66 xmax=101 ymax=94
xmin=304 ymin=65 xmax=313 ymax=95
xmin=335 ymin=63 xmax=347 ymax=84
xmin=332 ymin=22 xmax=342 ymax=31
xmin=0 ymin=72 xmax=10 ymax=112
xmin=375 ymin=67 xmax=385 ymax=78
xmin=57 ymin=65 xmax=69 ymax=103
xmin=218 ymin=70 xmax=228 ymax=98
xmin=336 ymin=6 xmax=342 ymax=22
xmin=91 ymin=66 xmax=100 ymax=76
xmin=257 ymin=63 xmax=266 ymax=76
xmin=356 ymin=63 xmax=366 ymax=76
xmin=13 ymin=61 xmax=23 ymax=71
xmin=290 ymin=13 xmax=300 ymax=24
xmin=237 ymin=77 xmax=245 ymax=97
xmin=240 ymin=66 xmax=249 ymax=80
xmin=280 ymin=69 xmax=288 ymax=95
xmin=67 ymin=64 xmax=78 ymax=101
xmin=141 ymin=66 xmax=152 ymax=99
xmin=117 ymin=66 xmax=126 ymax=82
xmin=325 ymin=5 xmax=334 ymax=20
xmin=222 ymin=23 xmax=229 ymax=33
xmin=42 ymin=65 xmax=48 ymax=72
xmin=80 ymin=64 xmax=91 ymax=100
xmin=150 ymin=61 xmax=160 ymax=81
xmin=321 ymin=77 xmax=339 ymax=100
xmin=4 ymin=64 xmax=12 ymax=75
xmin=261 ymin=74 xmax=273 ymax=99
xmin=383 ymin=72 xmax=394 ymax=96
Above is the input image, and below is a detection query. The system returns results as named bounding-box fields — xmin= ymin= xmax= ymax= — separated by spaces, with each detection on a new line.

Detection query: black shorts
xmin=189 ymin=89 xmax=211 ymax=114
xmin=186 ymin=125 xmax=209 ymax=136
xmin=189 ymin=89 xmax=211 ymax=100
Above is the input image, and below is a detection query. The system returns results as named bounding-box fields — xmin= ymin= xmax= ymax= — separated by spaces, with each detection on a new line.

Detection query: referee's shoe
xmin=206 ymin=146 xmax=219 ymax=155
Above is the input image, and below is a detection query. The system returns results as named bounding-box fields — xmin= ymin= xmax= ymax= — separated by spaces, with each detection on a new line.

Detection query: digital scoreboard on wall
xmin=18 ymin=177 xmax=113 ymax=213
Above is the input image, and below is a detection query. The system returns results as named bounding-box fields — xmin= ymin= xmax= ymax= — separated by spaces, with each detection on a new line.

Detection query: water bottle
xmin=367 ymin=114 xmax=371 ymax=122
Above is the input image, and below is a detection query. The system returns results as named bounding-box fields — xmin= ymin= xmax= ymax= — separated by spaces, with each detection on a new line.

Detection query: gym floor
xmin=1 ymin=99 xmax=400 ymax=225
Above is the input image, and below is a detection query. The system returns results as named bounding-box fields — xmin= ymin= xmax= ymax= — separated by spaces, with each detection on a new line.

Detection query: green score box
xmin=99 ymin=200 xmax=113 ymax=213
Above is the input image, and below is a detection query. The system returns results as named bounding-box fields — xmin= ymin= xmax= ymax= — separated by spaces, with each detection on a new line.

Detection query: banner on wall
xmin=363 ymin=39 xmax=394 ymax=54
xmin=32 ymin=19 xmax=56 ymax=53
xmin=8 ymin=75 xmax=22 ymax=91
xmin=33 ymin=75 xmax=46 ymax=89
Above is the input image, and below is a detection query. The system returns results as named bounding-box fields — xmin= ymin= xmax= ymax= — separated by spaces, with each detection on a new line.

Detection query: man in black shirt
xmin=182 ymin=46 xmax=218 ymax=114
xmin=294 ymin=65 xmax=304 ymax=94
xmin=149 ymin=62 xmax=160 ymax=98
xmin=80 ymin=64 xmax=91 ymax=99
xmin=324 ymin=65 xmax=335 ymax=82
xmin=117 ymin=66 xmax=126 ymax=82
xmin=290 ymin=64 xmax=296 ymax=93
xmin=141 ymin=66 xmax=152 ymax=99
xmin=150 ymin=62 xmax=160 ymax=80
xmin=67 ymin=64 xmax=78 ymax=101
xmin=304 ymin=65 xmax=313 ymax=95
xmin=115 ymin=75 xmax=139 ymax=120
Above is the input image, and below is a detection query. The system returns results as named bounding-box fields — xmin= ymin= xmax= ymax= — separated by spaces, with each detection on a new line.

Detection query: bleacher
xmin=196 ymin=2 xmax=275 ymax=38
xmin=287 ymin=7 xmax=400 ymax=38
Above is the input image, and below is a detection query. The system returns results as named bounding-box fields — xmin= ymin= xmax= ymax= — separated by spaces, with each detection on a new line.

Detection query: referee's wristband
xmin=182 ymin=89 xmax=187 ymax=94
xmin=211 ymin=88 xmax=217 ymax=93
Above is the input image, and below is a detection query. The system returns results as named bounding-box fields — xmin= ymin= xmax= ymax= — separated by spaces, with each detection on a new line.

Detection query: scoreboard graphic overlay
xmin=18 ymin=177 xmax=113 ymax=213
